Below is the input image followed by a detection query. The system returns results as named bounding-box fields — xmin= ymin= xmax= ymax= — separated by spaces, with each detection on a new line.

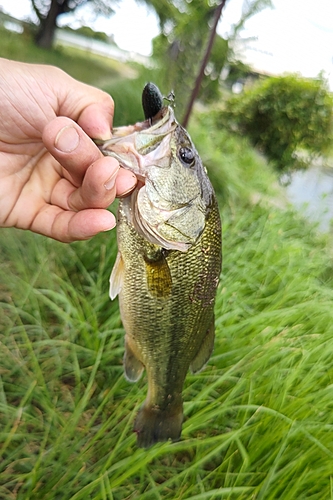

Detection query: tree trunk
xmin=35 ymin=0 xmax=64 ymax=49
xmin=182 ymin=0 xmax=227 ymax=128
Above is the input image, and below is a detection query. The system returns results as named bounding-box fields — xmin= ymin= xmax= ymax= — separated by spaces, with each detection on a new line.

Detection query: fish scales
xmin=99 ymin=83 xmax=222 ymax=448
xmin=117 ymin=197 xmax=221 ymax=447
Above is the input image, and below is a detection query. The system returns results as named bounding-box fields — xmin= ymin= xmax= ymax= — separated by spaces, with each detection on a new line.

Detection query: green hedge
xmin=219 ymin=74 xmax=333 ymax=170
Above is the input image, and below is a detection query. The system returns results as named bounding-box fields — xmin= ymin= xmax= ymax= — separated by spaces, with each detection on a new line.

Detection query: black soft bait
xmin=142 ymin=82 xmax=164 ymax=120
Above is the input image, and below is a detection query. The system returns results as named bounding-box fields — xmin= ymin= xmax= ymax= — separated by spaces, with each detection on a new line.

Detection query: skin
xmin=0 ymin=57 xmax=137 ymax=242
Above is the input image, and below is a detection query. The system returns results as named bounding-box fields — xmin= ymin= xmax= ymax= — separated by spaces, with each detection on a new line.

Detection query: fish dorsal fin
xmin=109 ymin=252 xmax=124 ymax=300
xmin=190 ymin=319 xmax=215 ymax=374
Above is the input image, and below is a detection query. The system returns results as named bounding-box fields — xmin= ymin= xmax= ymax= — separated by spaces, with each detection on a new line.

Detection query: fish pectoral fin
xmin=123 ymin=340 xmax=145 ymax=382
xmin=109 ymin=252 xmax=124 ymax=300
xmin=190 ymin=319 xmax=215 ymax=374
xmin=144 ymin=253 xmax=172 ymax=298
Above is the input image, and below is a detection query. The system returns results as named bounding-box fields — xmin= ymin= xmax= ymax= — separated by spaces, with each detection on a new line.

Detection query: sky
xmin=1 ymin=0 xmax=333 ymax=89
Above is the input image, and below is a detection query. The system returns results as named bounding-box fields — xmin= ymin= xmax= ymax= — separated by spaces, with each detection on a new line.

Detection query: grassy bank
xmin=0 ymin=25 xmax=133 ymax=88
xmin=1 ymin=30 xmax=333 ymax=499
xmin=2 ymin=127 xmax=333 ymax=498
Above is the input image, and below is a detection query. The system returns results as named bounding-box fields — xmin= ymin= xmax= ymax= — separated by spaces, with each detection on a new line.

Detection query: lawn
xmin=1 ymin=27 xmax=333 ymax=499
xmin=0 ymin=24 xmax=134 ymax=89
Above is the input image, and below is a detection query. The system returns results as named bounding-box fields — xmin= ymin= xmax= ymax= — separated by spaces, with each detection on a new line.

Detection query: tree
xmin=149 ymin=0 xmax=273 ymax=122
xmin=31 ymin=0 xmax=114 ymax=49
xmin=150 ymin=0 xmax=222 ymax=118
xmin=182 ymin=0 xmax=227 ymax=127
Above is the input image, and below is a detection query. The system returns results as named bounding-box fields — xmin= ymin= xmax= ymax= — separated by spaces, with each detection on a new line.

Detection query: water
xmin=283 ymin=166 xmax=333 ymax=232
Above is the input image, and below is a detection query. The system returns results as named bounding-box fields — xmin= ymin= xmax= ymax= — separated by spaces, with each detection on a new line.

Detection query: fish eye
xmin=178 ymin=146 xmax=195 ymax=165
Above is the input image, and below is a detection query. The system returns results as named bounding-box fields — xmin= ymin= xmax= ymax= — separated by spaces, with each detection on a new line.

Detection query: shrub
xmin=219 ymin=74 xmax=333 ymax=170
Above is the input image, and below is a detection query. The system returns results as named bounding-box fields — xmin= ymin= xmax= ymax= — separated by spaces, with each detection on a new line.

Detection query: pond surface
xmin=283 ymin=166 xmax=333 ymax=232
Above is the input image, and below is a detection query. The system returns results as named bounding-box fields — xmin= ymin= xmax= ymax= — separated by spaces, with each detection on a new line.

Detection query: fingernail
xmin=55 ymin=126 xmax=80 ymax=153
xmin=103 ymin=221 xmax=117 ymax=231
xmin=104 ymin=166 xmax=120 ymax=190
xmin=102 ymin=211 xmax=117 ymax=231
xmin=117 ymin=174 xmax=138 ymax=198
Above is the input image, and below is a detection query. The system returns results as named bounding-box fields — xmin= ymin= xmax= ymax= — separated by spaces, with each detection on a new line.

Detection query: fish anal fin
xmin=144 ymin=253 xmax=172 ymax=298
xmin=109 ymin=252 xmax=124 ymax=300
xmin=190 ymin=319 xmax=215 ymax=374
xmin=123 ymin=339 xmax=145 ymax=382
xmin=134 ymin=402 xmax=183 ymax=448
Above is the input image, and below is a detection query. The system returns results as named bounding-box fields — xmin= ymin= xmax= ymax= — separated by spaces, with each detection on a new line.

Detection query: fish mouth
xmin=98 ymin=106 xmax=206 ymax=252
xmin=97 ymin=106 xmax=177 ymax=183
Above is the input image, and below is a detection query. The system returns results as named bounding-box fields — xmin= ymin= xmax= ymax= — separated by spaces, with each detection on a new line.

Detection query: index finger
xmin=48 ymin=68 xmax=115 ymax=140
xmin=77 ymin=102 xmax=114 ymax=141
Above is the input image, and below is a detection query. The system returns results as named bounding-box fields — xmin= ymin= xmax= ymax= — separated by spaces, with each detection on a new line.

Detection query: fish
xmin=98 ymin=83 xmax=222 ymax=448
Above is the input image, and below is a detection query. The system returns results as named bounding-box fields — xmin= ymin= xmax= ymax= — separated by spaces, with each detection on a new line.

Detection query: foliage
xmin=136 ymin=0 xmax=177 ymax=27
xmin=63 ymin=25 xmax=110 ymax=43
xmin=31 ymin=0 xmax=115 ymax=48
xmin=188 ymin=112 xmax=278 ymax=206
xmin=102 ymin=63 xmax=165 ymax=126
xmin=3 ymin=128 xmax=333 ymax=497
xmin=193 ymin=34 xmax=229 ymax=104
xmin=3 ymin=28 xmax=333 ymax=500
xmin=229 ymin=0 xmax=273 ymax=37
xmin=150 ymin=0 xmax=272 ymax=120
xmin=223 ymin=59 xmax=253 ymax=89
xmin=31 ymin=0 xmax=113 ymax=21
xmin=29 ymin=0 xmax=272 ymax=120
xmin=219 ymin=74 xmax=333 ymax=171
xmin=151 ymin=1 xmax=220 ymax=118
xmin=0 ymin=24 xmax=131 ymax=88
xmin=104 ymin=75 xmax=148 ymax=126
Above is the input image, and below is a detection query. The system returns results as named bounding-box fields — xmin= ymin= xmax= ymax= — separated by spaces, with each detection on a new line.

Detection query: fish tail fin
xmin=134 ymin=402 xmax=183 ymax=448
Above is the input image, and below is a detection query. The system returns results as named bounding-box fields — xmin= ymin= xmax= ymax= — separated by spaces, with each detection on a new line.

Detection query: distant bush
xmin=63 ymin=25 xmax=109 ymax=43
xmin=219 ymin=74 xmax=333 ymax=170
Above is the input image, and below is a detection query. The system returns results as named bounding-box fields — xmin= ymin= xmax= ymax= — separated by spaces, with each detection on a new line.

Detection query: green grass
xmin=2 ymin=133 xmax=333 ymax=498
xmin=0 ymin=25 xmax=132 ymax=87
xmin=2 ymin=29 xmax=333 ymax=499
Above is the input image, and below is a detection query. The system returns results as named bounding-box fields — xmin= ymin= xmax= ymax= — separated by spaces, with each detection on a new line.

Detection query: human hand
xmin=0 ymin=58 xmax=137 ymax=242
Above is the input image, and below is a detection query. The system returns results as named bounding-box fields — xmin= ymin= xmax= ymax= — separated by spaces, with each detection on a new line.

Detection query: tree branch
xmin=182 ymin=0 xmax=227 ymax=128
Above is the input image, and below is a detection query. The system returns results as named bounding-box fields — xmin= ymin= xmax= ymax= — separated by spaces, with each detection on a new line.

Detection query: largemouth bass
xmin=99 ymin=83 xmax=222 ymax=448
